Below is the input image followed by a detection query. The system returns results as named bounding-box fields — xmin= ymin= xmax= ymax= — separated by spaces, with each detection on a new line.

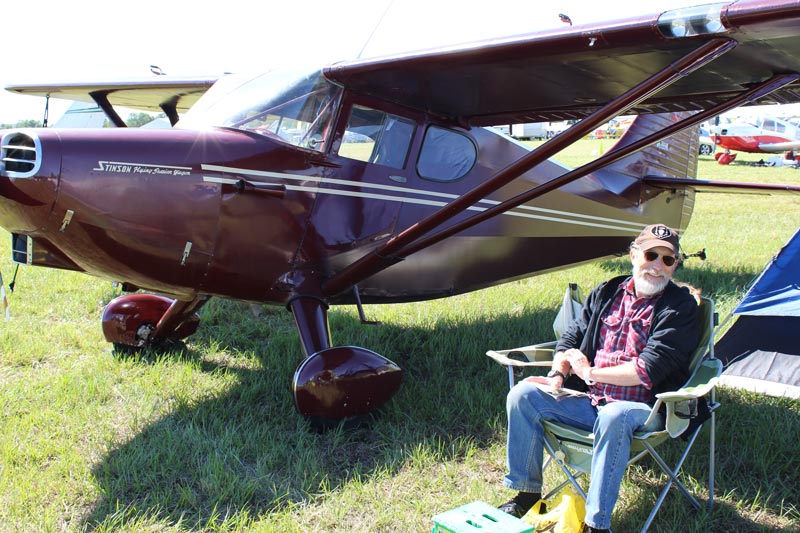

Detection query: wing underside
xmin=324 ymin=1 xmax=800 ymax=125
xmin=5 ymin=77 xmax=220 ymax=126
xmin=6 ymin=77 xmax=218 ymax=114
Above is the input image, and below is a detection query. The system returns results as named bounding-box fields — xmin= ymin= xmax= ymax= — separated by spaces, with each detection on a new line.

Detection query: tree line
xmin=0 ymin=112 xmax=164 ymax=129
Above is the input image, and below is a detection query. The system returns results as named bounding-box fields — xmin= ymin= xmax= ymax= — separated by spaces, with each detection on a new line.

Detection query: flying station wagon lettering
xmin=93 ymin=161 xmax=192 ymax=176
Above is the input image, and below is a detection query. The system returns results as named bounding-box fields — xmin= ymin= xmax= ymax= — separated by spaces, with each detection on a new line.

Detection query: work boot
xmin=498 ymin=492 xmax=541 ymax=518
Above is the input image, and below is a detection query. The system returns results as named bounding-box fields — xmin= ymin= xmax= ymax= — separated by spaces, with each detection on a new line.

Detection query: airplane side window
xmin=417 ymin=126 xmax=476 ymax=182
xmin=338 ymin=105 xmax=414 ymax=169
xmin=762 ymin=119 xmax=786 ymax=134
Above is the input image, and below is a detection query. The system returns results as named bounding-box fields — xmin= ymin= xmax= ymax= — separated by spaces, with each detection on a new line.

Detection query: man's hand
xmin=564 ymin=348 xmax=590 ymax=373
xmin=564 ymin=349 xmax=595 ymax=385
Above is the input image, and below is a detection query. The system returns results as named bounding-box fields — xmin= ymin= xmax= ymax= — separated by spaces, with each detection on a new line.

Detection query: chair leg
xmin=640 ymin=434 xmax=702 ymax=532
xmin=542 ymin=438 xmax=588 ymax=500
xmin=708 ymin=408 xmax=717 ymax=511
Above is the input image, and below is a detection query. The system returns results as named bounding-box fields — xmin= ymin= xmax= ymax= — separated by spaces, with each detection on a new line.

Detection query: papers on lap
xmin=529 ymin=382 xmax=589 ymax=398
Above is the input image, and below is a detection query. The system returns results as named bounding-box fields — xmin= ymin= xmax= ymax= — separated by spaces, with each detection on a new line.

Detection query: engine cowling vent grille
xmin=1 ymin=132 xmax=42 ymax=177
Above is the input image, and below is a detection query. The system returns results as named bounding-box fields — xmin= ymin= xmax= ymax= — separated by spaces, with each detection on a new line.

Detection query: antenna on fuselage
xmin=357 ymin=0 xmax=395 ymax=59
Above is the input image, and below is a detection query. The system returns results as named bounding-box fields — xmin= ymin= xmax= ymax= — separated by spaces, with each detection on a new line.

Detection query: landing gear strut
xmin=288 ymin=296 xmax=403 ymax=421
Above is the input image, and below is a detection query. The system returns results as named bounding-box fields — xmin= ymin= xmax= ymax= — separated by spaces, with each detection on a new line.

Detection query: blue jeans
xmin=504 ymin=381 xmax=663 ymax=530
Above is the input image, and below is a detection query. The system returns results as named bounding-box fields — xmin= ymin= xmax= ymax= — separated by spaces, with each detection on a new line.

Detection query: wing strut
xmin=89 ymin=90 xmax=126 ymax=127
xmin=400 ymin=73 xmax=800 ymax=257
xmin=160 ymin=99 xmax=180 ymax=126
xmin=323 ymin=38 xmax=737 ymax=297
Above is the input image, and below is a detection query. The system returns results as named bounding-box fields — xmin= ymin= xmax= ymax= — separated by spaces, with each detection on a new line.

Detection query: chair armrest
xmin=486 ymin=344 xmax=556 ymax=367
xmin=654 ymin=379 xmax=719 ymax=402
xmin=654 ymin=358 xmax=723 ymax=403
xmin=646 ymin=359 xmax=723 ymax=437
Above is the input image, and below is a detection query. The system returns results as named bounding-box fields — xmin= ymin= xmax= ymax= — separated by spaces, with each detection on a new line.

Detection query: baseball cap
xmin=635 ymin=224 xmax=680 ymax=255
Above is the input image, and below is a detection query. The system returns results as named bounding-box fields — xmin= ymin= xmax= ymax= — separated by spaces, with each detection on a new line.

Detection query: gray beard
xmin=633 ymin=264 xmax=669 ymax=296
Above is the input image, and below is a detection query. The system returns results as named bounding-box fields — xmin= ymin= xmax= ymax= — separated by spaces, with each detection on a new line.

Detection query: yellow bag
xmin=521 ymin=485 xmax=586 ymax=533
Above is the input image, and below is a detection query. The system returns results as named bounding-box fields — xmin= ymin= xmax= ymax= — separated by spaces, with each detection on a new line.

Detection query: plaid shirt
xmin=589 ymin=278 xmax=658 ymax=405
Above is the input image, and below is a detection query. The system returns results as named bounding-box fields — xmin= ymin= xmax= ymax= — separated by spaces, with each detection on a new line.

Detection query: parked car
xmin=492 ymin=123 xmax=548 ymax=140
xmin=699 ymin=128 xmax=716 ymax=155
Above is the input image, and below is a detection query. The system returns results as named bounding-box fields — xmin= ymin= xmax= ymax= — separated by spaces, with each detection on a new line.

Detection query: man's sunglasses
xmin=643 ymin=250 xmax=678 ymax=267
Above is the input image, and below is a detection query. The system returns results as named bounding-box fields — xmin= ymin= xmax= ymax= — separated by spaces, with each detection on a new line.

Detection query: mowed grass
xmin=0 ymin=140 xmax=799 ymax=532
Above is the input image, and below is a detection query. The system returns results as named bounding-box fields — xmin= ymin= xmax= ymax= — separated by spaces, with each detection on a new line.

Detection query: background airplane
xmin=2 ymin=0 xmax=800 ymax=423
xmin=709 ymin=113 xmax=800 ymax=164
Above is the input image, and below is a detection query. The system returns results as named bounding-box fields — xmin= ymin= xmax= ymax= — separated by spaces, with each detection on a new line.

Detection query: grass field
xmin=1 ymin=140 xmax=799 ymax=532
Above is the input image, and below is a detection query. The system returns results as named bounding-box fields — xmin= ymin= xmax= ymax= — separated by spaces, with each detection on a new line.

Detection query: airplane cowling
xmin=102 ymin=293 xmax=200 ymax=346
xmin=292 ymin=346 xmax=403 ymax=419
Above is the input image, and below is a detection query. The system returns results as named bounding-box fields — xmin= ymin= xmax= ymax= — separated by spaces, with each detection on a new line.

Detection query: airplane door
xmin=314 ymin=107 xmax=416 ymax=254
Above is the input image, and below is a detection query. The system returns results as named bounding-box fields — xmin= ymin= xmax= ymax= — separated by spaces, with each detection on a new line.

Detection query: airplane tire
xmin=292 ymin=346 xmax=403 ymax=420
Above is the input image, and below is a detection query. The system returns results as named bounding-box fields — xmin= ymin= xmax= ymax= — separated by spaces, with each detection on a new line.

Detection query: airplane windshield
xmin=180 ymin=68 xmax=342 ymax=151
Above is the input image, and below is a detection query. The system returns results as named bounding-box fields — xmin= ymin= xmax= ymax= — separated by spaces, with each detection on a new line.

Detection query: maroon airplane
xmin=2 ymin=1 xmax=800 ymax=422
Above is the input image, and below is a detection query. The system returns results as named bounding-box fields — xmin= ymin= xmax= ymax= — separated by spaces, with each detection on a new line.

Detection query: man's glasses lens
xmin=644 ymin=251 xmax=677 ymax=267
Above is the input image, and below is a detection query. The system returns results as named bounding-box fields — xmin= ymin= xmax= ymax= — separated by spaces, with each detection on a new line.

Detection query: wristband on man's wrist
xmin=546 ymin=369 xmax=567 ymax=382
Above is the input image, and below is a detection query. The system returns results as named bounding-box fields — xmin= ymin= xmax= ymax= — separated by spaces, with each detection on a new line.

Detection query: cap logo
xmin=651 ymin=225 xmax=673 ymax=239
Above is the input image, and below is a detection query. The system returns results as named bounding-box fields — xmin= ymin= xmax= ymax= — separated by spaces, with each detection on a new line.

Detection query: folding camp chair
xmin=487 ymin=290 xmax=721 ymax=533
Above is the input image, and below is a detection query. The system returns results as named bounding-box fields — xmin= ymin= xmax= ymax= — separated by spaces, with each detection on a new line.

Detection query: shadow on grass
xmin=82 ymin=264 xmax=793 ymax=531
xmin=615 ymin=388 xmax=799 ymax=532
xmin=83 ymin=297 xmax=554 ymax=530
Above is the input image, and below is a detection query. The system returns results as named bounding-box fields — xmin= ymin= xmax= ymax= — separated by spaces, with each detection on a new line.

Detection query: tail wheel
xmin=102 ymin=294 xmax=200 ymax=348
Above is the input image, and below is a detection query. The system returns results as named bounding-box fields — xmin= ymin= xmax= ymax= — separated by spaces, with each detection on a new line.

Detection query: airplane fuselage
xmin=0 ymin=119 xmax=691 ymax=308
xmin=710 ymin=116 xmax=800 ymax=153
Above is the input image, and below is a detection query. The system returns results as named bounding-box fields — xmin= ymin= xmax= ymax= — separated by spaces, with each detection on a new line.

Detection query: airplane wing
xmin=758 ymin=141 xmax=800 ymax=153
xmin=5 ymin=76 xmax=220 ymax=126
xmin=325 ymin=1 xmax=800 ymax=126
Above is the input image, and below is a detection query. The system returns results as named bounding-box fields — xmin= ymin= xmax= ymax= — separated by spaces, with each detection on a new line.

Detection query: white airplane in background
xmin=51 ymin=102 xmax=106 ymax=128
xmin=709 ymin=113 xmax=800 ymax=164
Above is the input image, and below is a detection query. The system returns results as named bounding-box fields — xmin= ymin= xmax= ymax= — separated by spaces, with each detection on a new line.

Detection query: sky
xmin=3 ymin=0 xmax=791 ymax=125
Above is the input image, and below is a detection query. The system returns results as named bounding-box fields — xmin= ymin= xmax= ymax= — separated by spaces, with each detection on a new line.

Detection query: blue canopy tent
xmin=715 ymin=228 xmax=800 ymax=398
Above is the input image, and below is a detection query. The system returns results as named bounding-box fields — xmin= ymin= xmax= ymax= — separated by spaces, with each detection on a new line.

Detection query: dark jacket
xmin=554 ymin=275 xmax=700 ymax=399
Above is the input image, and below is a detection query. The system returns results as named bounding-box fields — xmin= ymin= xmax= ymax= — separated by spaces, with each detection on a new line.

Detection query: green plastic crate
xmin=431 ymin=501 xmax=534 ymax=533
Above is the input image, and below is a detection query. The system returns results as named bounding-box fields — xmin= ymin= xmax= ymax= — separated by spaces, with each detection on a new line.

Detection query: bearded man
xmin=498 ymin=224 xmax=700 ymax=533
